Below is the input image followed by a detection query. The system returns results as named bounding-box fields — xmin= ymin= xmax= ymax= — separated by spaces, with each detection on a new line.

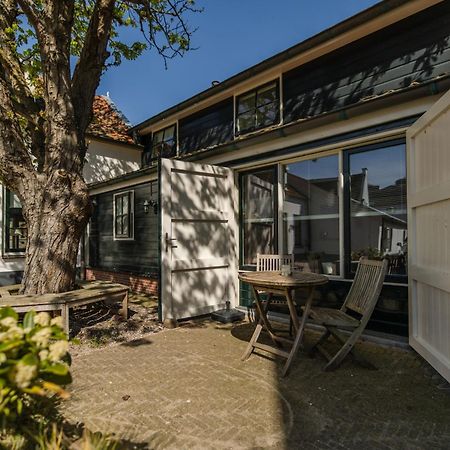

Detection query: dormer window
xmin=151 ymin=124 xmax=177 ymax=159
xmin=236 ymin=81 xmax=280 ymax=135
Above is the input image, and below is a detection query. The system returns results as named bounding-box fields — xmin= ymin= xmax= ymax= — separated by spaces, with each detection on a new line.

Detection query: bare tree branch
xmin=0 ymin=1 xmax=44 ymax=172
xmin=16 ymin=0 xmax=42 ymax=34
xmin=0 ymin=73 xmax=36 ymax=195
xmin=72 ymin=0 xmax=116 ymax=136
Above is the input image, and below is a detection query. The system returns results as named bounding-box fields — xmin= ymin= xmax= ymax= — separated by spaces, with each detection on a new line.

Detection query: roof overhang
xmin=87 ymin=133 xmax=142 ymax=150
xmin=130 ymin=0 xmax=444 ymax=135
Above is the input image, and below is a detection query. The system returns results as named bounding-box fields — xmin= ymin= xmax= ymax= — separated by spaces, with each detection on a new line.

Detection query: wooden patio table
xmin=239 ymin=271 xmax=328 ymax=377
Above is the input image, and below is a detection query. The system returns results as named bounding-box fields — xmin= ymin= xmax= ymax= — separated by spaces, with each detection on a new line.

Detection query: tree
xmin=0 ymin=0 xmax=197 ymax=294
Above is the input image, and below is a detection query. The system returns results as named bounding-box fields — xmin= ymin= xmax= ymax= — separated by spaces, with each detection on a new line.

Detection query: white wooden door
xmin=407 ymin=89 xmax=450 ymax=383
xmin=160 ymin=158 xmax=238 ymax=322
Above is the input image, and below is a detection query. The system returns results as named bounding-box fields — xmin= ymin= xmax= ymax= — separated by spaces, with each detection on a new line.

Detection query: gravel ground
xmin=69 ymin=293 xmax=164 ymax=357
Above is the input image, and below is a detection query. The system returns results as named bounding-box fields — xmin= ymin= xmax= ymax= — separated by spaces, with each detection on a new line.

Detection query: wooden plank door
xmin=160 ymin=158 xmax=238 ymax=322
xmin=407 ymin=89 xmax=450 ymax=382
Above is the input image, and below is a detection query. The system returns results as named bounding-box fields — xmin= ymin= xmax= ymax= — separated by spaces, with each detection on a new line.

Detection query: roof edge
xmin=87 ymin=132 xmax=142 ymax=149
xmin=130 ymin=0 xmax=415 ymax=133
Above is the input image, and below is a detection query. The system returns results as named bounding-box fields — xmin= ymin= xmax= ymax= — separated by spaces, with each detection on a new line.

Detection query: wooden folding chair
xmin=307 ymin=257 xmax=388 ymax=371
xmin=256 ymin=254 xmax=294 ymax=272
xmin=256 ymin=254 xmax=295 ymax=332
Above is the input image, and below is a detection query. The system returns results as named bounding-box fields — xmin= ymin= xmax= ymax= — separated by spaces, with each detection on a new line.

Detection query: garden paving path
xmin=63 ymin=320 xmax=450 ymax=449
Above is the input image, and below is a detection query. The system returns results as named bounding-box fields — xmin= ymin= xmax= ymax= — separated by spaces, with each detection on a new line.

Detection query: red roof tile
xmin=88 ymin=95 xmax=134 ymax=144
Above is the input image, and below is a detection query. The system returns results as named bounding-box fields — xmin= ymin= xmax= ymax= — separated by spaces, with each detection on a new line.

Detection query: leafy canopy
xmin=5 ymin=0 xmax=199 ymax=89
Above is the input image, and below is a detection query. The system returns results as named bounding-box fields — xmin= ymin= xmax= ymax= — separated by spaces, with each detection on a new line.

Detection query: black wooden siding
xmin=89 ymin=182 xmax=159 ymax=275
xmin=178 ymin=98 xmax=234 ymax=155
xmin=283 ymin=2 xmax=450 ymax=123
xmin=136 ymin=4 xmax=450 ymax=160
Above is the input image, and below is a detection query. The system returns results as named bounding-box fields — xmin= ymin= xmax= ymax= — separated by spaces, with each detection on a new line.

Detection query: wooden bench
xmin=0 ymin=281 xmax=129 ymax=333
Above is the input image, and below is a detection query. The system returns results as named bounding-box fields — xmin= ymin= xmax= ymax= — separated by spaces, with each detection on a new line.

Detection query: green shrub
xmin=0 ymin=307 xmax=71 ymax=432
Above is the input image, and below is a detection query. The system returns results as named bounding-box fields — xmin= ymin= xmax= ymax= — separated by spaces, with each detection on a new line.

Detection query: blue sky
xmin=98 ymin=0 xmax=380 ymax=126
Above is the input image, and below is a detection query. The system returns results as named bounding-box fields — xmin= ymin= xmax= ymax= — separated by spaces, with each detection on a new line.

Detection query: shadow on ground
xmin=69 ymin=293 xmax=162 ymax=355
xmin=64 ymin=318 xmax=450 ymax=450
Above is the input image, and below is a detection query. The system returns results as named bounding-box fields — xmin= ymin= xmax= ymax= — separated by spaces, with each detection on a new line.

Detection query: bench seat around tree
xmin=0 ymin=281 xmax=129 ymax=333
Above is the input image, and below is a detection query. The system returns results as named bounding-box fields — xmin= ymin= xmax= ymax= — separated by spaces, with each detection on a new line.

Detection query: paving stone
xmin=62 ymin=321 xmax=450 ymax=449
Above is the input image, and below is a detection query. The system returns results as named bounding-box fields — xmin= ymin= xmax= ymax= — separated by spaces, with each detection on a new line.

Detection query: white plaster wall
xmin=83 ymin=138 xmax=141 ymax=184
xmin=0 ymin=137 xmax=142 ymax=283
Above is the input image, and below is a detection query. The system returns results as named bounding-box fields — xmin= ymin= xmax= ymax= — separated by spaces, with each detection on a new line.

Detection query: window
xmin=347 ymin=142 xmax=407 ymax=276
xmin=114 ymin=191 xmax=134 ymax=239
xmin=4 ymin=189 xmax=27 ymax=254
xmin=283 ymin=155 xmax=340 ymax=275
xmin=236 ymin=81 xmax=280 ymax=135
xmin=238 ymin=139 xmax=407 ymax=283
xmin=241 ymin=167 xmax=277 ymax=265
xmin=151 ymin=124 xmax=177 ymax=159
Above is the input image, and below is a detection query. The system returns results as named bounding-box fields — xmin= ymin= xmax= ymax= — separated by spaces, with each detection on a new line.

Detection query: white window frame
xmin=113 ymin=190 xmax=135 ymax=241
xmin=2 ymin=186 xmax=26 ymax=257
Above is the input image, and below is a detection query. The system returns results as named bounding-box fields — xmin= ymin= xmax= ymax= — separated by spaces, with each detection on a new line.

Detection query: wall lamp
xmin=143 ymin=199 xmax=158 ymax=214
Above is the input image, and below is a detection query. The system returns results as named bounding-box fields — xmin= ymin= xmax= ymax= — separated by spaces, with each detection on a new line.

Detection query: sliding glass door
xmin=346 ymin=141 xmax=407 ymax=279
xmin=282 ymin=155 xmax=340 ymax=275
xmin=239 ymin=139 xmax=407 ymax=282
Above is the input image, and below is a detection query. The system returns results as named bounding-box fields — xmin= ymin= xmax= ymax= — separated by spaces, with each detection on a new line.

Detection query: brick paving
xmin=63 ymin=321 xmax=450 ymax=449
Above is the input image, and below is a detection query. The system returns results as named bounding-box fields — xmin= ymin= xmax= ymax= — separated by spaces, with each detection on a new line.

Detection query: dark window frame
xmin=235 ymin=80 xmax=280 ymax=136
xmin=3 ymin=188 xmax=27 ymax=255
xmin=151 ymin=124 xmax=177 ymax=160
xmin=343 ymin=138 xmax=407 ymax=283
xmin=113 ymin=191 xmax=134 ymax=240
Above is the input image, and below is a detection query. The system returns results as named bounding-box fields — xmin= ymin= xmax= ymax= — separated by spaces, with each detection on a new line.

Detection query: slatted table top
xmin=238 ymin=271 xmax=328 ymax=288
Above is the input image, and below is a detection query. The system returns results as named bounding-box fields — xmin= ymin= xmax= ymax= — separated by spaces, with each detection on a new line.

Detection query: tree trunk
xmin=20 ymin=171 xmax=92 ymax=295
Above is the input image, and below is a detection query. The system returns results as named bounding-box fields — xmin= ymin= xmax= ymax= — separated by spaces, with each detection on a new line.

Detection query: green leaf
xmin=23 ymin=310 xmax=35 ymax=330
xmin=42 ymin=363 xmax=68 ymax=376
xmin=20 ymin=353 xmax=38 ymax=366
xmin=0 ymin=307 xmax=18 ymax=321
xmin=51 ymin=329 xmax=67 ymax=340
xmin=0 ymin=340 xmax=22 ymax=353
xmin=0 ymin=367 xmax=10 ymax=376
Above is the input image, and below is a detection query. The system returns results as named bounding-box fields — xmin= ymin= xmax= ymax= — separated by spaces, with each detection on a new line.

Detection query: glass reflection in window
xmin=241 ymin=168 xmax=277 ymax=265
xmin=4 ymin=189 xmax=27 ymax=253
xmin=349 ymin=143 xmax=407 ymax=275
xmin=151 ymin=124 xmax=177 ymax=159
xmin=283 ymin=155 xmax=340 ymax=275
xmin=236 ymin=82 xmax=279 ymax=134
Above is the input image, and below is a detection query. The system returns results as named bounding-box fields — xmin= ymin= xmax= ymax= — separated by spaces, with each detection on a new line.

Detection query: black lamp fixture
xmin=143 ymin=199 xmax=158 ymax=214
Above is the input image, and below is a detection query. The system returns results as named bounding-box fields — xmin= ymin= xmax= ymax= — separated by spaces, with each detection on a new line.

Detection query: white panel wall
xmin=407 ymin=89 xmax=450 ymax=383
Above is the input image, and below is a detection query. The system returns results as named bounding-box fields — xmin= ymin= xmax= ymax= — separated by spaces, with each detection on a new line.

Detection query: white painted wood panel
xmin=407 ymin=88 xmax=450 ymax=383
xmin=160 ymin=159 xmax=238 ymax=321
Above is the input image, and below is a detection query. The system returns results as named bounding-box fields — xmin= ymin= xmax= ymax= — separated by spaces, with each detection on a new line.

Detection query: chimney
xmin=361 ymin=168 xmax=369 ymax=206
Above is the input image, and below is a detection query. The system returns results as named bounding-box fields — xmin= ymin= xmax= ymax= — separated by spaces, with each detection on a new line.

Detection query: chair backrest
xmin=256 ymin=254 xmax=294 ymax=272
xmin=343 ymin=257 xmax=388 ymax=317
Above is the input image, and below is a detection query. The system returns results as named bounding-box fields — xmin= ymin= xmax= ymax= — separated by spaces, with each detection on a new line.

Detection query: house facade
xmin=0 ymin=95 xmax=141 ymax=285
xmin=87 ymin=1 xmax=450 ymax=380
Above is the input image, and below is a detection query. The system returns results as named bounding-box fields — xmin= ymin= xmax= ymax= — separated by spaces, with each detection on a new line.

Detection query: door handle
xmin=165 ymin=232 xmax=177 ymax=252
